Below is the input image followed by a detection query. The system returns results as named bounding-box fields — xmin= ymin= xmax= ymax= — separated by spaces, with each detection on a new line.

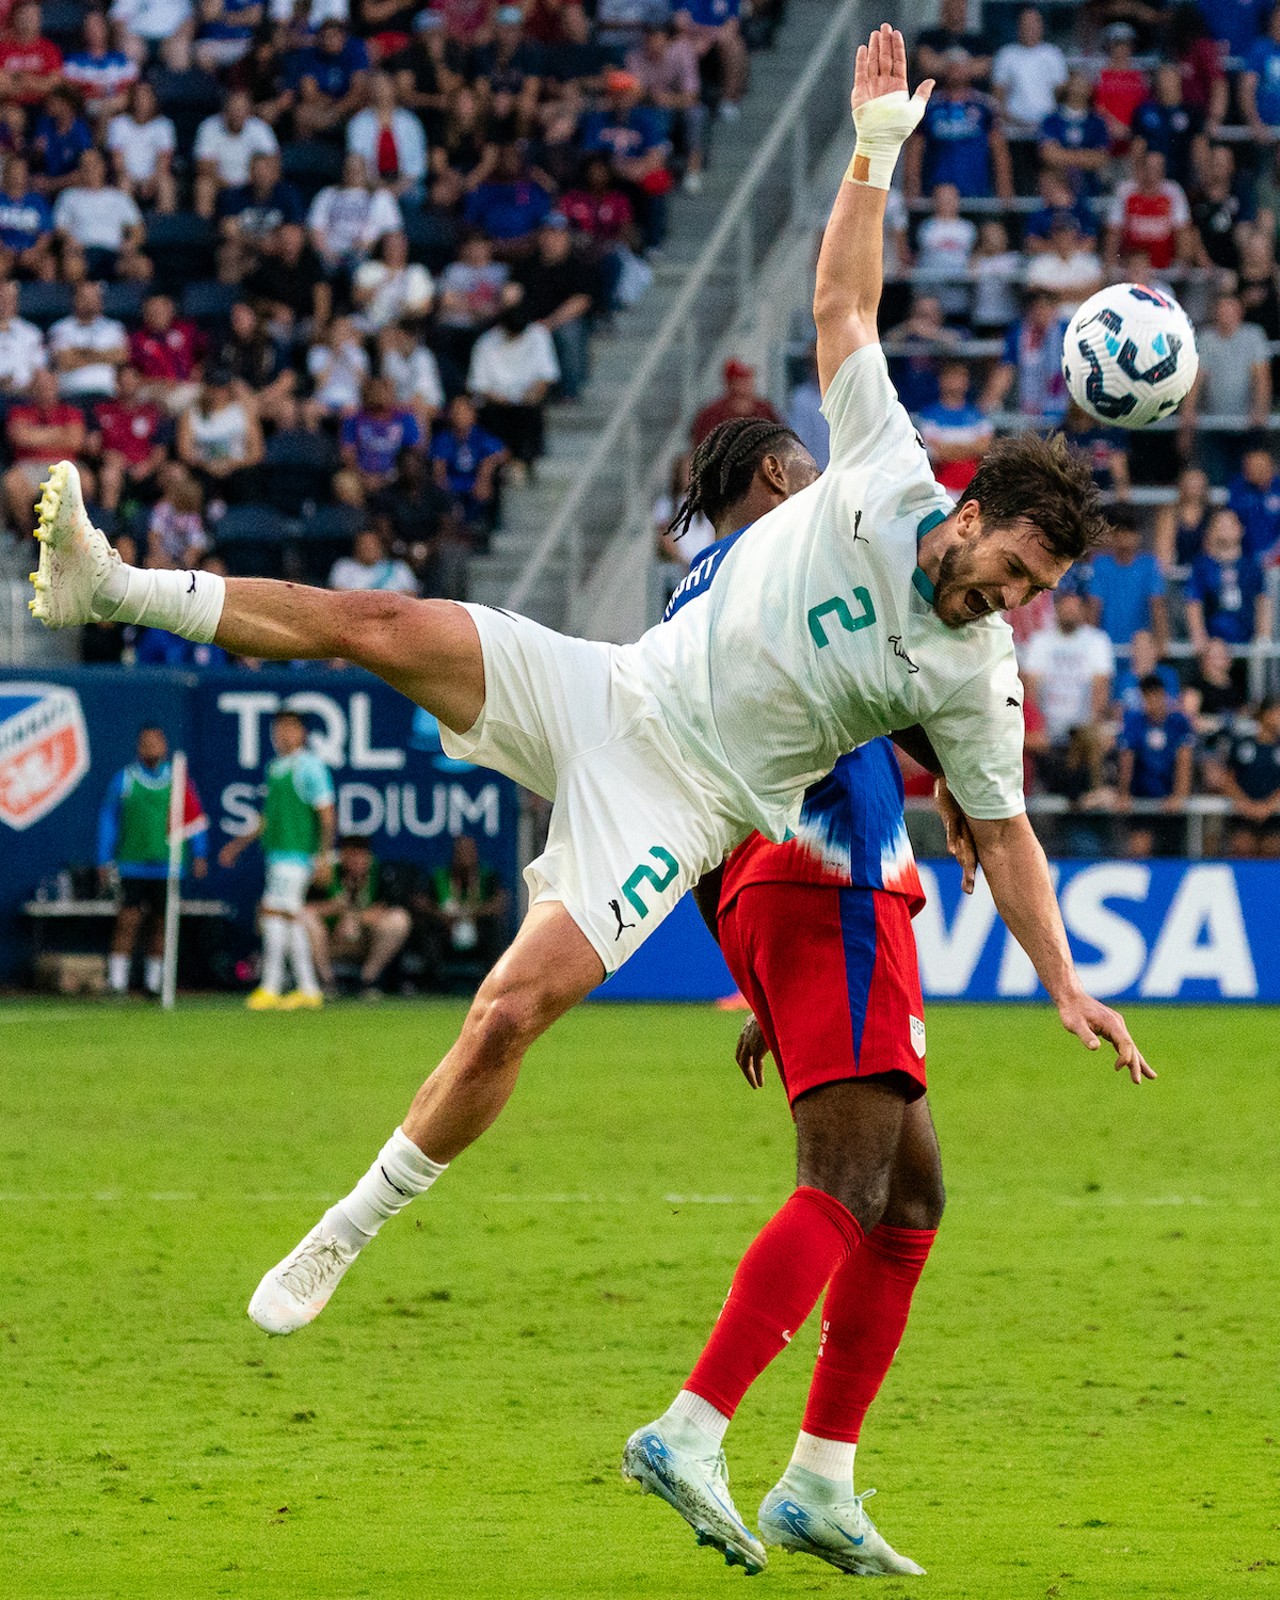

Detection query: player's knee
xmin=806 ymin=1164 xmax=893 ymax=1235
xmin=464 ymin=979 xmax=551 ymax=1068
xmin=384 ymin=906 xmax=411 ymax=939
xmin=890 ymin=1176 xmax=946 ymax=1232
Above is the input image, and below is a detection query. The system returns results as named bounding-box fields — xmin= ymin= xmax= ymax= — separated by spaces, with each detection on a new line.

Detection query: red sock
xmin=684 ymin=1187 xmax=864 ymax=1419
xmin=801 ymin=1223 xmax=936 ymax=1444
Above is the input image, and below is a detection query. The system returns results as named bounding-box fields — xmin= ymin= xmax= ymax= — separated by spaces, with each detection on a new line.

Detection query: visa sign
xmin=916 ymin=861 xmax=1262 ymax=1001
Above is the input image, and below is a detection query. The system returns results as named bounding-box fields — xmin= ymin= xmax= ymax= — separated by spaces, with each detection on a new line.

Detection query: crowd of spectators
xmin=1 ymin=0 xmax=785 ymax=654
xmin=776 ymin=0 xmax=1280 ymax=856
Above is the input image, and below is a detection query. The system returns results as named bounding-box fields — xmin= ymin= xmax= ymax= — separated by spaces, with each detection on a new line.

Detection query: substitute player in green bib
xmin=219 ymin=709 xmax=336 ymax=1011
xmin=98 ymin=725 xmax=208 ymax=997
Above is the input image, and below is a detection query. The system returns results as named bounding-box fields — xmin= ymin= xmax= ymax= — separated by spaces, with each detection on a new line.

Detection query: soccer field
xmin=1 ymin=1001 xmax=1276 ymax=1600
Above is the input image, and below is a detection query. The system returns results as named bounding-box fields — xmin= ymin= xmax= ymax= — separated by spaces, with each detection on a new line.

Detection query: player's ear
xmin=759 ymin=452 xmax=789 ymax=497
xmin=954 ymin=499 xmax=983 ymax=542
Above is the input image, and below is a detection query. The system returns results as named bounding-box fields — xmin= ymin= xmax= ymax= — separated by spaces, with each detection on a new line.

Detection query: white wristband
xmin=848 ymin=88 xmax=927 ymax=190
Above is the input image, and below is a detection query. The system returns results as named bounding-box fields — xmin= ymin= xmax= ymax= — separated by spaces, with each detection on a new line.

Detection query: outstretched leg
xmin=29 ymin=463 xmax=485 ymax=732
xmin=247 ymin=902 xmax=604 ymax=1334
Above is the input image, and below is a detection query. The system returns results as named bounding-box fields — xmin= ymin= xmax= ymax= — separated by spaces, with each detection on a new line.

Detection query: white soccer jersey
xmin=624 ymin=343 xmax=1027 ymax=840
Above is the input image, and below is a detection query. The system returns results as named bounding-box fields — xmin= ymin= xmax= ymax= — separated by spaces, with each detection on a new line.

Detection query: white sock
xmin=325 ymin=1127 xmax=448 ymax=1248
xmin=261 ymin=915 xmax=288 ymax=994
xmin=108 ymin=952 xmax=129 ymax=993
xmin=94 ymin=562 xmax=225 ymax=643
xmin=788 ymin=1431 xmax=856 ymax=1489
xmin=665 ymin=1389 xmax=730 ymax=1446
xmin=287 ymin=916 xmax=320 ymax=996
xmin=143 ymin=956 xmax=162 ymax=995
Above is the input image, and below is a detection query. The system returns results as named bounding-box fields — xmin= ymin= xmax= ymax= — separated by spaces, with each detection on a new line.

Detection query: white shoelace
xmin=277 ymin=1236 xmax=351 ymax=1303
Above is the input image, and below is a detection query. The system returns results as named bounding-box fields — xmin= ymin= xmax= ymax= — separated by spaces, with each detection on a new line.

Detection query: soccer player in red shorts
xmin=624 ymin=418 xmax=972 ymax=1576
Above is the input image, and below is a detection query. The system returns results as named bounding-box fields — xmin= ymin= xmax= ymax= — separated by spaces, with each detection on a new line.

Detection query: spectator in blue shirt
xmin=1204 ymin=0 xmax=1270 ymax=59
xmin=1227 ymin=446 xmax=1280 ymax=561
xmin=904 ymin=54 xmax=1012 ymax=202
xmin=1130 ymin=64 xmax=1206 ymax=189
xmin=463 ymin=143 xmax=554 ymax=250
xmin=1089 ymin=516 xmax=1168 ymax=650
xmin=135 ymin=628 xmax=232 ymax=668
xmin=980 ymin=288 xmax=1069 ymax=422
xmin=1245 ymin=6 xmax=1280 ymax=136
xmin=1186 ymin=507 xmax=1272 ymax=650
xmin=1039 ymin=72 xmax=1110 ymax=198
xmin=1116 ymin=674 xmax=1195 ymax=856
xmin=675 ymin=1 xmax=748 ymax=118
xmin=218 ymin=151 xmax=304 ymax=272
xmin=1063 ymin=403 xmax=1131 ymax=497
xmin=884 ymin=292 xmax=961 ymax=413
xmin=0 ymin=154 xmax=54 ymax=278
xmin=31 ymin=87 xmax=94 ymax=194
xmin=1023 ymin=169 xmax=1098 ymax=253
xmin=341 ymin=376 xmax=423 ymax=497
xmin=1112 ymin=628 xmax=1181 ymax=716
xmin=287 ymin=18 xmax=371 ymax=140
xmin=431 ymin=393 xmax=509 ymax=528
xmin=580 ymin=69 xmax=674 ymax=249
xmin=1208 ymin=695 xmax=1280 ymax=854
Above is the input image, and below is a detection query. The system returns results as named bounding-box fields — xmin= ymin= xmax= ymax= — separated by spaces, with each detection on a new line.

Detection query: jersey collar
xmin=912 ymin=508 xmax=947 ymax=605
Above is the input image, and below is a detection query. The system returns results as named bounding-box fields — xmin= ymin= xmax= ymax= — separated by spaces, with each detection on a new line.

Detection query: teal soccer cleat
xmin=622 ymin=1417 xmax=767 ymax=1575
xmin=758 ymin=1467 xmax=925 ymax=1576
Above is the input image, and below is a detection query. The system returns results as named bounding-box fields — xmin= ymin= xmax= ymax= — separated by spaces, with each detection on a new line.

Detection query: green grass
xmin=0 ymin=1000 xmax=1276 ymax=1599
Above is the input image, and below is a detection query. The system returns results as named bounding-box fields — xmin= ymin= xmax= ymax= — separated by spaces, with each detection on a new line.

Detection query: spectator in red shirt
xmin=560 ymin=153 xmax=636 ymax=244
xmin=91 ymin=363 xmax=168 ymax=512
xmin=3 ymin=364 xmax=87 ymax=528
xmin=1171 ymin=1 xmax=1229 ymax=124
xmin=1094 ymin=22 xmax=1149 ymax=151
xmin=0 ymin=1 xmax=63 ymax=108
xmin=1104 ymin=149 xmax=1193 ymax=272
xmin=524 ymin=0 xmax=587 ymax=45
xmin=129 ymin=292 xmax=206 ymax=414
xmin=435 ymin=0 xmax=497 ymax=46
xmin=690 ymin=358 xmax=782 ymax=448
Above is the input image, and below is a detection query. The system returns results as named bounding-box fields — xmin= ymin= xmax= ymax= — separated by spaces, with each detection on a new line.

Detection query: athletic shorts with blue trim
xmin=718 ymin=880 xmax=927 ymax=1109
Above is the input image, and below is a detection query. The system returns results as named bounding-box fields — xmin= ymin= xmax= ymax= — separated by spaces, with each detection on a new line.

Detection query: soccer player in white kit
xmin=29 ymin=26 xmax=1151 ymax=1346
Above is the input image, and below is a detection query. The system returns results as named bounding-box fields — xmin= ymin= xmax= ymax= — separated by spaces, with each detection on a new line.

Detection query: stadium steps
xmin=467 ymin=0 xmax=836 ymax=623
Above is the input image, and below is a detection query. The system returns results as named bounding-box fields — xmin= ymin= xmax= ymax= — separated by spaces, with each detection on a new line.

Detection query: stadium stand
xmin=4 ymin=0 xmax=1280 ymax=862
xmin=0 ymin=0 xmax=789 ymax=651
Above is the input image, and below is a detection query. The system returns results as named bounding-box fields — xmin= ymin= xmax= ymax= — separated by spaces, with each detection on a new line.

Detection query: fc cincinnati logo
xmin=0 ymin=682 xmax=90 ymax=831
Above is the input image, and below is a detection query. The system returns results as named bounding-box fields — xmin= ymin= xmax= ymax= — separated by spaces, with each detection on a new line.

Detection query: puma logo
xmin=852 ymin=509 xmax=866 ymax=542
xmin=609 ymin=899 xmax=635 ymax=941
xmin=1006 ymin=696 xmax=1021 ymax=708
xmin=187 ymin=571 xmax=197 ymax=593
xmin=888 ymin=635 xmax=919 ymax=674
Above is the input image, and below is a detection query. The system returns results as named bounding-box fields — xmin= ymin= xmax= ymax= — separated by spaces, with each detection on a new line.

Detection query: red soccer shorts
xmin=718 ymin=881 xmax=927 ymax=1109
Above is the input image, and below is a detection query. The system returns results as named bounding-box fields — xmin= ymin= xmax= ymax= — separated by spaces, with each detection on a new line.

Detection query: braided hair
xmin=668 ymin=417 xmax=805 ymax=540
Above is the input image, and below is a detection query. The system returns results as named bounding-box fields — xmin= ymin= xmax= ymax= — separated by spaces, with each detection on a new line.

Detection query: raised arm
xmin=813 ymin=24 xmax=931 ymax=395
xmin=969 ymin=812 xmax=1153 ymax=1083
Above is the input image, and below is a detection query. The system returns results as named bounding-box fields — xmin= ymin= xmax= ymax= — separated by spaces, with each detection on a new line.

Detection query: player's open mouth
xmin=964 ymin=589 xmax=991 ymax=618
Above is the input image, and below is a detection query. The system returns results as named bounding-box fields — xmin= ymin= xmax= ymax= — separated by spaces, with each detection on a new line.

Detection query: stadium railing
xmin=504 ymin=0 xmax=873 ymax=636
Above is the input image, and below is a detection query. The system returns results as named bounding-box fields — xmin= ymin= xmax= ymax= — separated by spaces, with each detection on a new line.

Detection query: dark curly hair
xmin=961 ymin=431 xmax=1109 ymax=562
xmin=668 ymin=417 xmax=806 ymax=541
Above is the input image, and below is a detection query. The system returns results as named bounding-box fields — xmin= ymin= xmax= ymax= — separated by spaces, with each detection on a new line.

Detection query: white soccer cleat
xmin=758 ymin=1469 xmax=925 ymax=1577
xmin=622 ymin=1417 xmax=767 ymax=1575
xmin=28 ymin=461 xmax=119 ymax=629
xmin=247 ymin=1222 xmax=360 ymax=1335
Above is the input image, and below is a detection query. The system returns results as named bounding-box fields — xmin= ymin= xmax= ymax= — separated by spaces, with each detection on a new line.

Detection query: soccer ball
xmin=1061 ymin=283 xmax=1198 ymax=429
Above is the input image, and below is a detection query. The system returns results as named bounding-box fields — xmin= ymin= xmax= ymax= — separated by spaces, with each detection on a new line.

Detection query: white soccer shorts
xmin=440 ymin=604 xmax=742 ymax=973
xmin=262 ymin=857 xmax=313 ymax=915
